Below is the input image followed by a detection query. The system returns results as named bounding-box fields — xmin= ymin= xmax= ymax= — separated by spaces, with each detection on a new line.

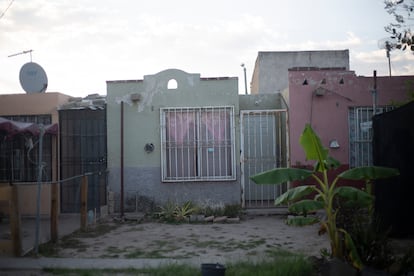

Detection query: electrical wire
xmin=0 ymin=0 xmax=14 ymax=20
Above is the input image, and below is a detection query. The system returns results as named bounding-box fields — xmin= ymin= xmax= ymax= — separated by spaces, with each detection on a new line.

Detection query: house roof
xmin=0 ymin=117 xmax=58 ymax=138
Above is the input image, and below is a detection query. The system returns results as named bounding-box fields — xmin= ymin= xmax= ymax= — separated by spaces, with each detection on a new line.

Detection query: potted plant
xmin=250 ymin=124 xmax=399 ymax=270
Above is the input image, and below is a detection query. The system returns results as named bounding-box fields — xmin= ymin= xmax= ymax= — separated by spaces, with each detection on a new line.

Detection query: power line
xmin=0 ymin=0 xmax=15 ymax=20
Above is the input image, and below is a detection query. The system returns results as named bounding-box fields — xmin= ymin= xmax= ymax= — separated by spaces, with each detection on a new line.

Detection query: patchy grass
xmin=265 ymin=247 xmax=302 ymax=258
xmin=69 ymin=223 xmax=120 ymax=239
xmin=225 ymin=257 xmax=314 ymax=276
xmin=35 ymin=236 xmax=88 ymax=257
xmin=124 ymin=248 xmax=168 ymax=258
xmin=44 ymin=264 xmax=199 ymax=275
xmin=43 ymin=254 xmax=314 ymax=275
xmin=32 ymin=222 xmax=121 ymax=257
xmin=188 ymin=237 xmax=267 ymax=252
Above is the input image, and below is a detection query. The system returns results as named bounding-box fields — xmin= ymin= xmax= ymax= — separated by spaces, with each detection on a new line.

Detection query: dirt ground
xmin=49 ymin=214 xmax=330 ymax=264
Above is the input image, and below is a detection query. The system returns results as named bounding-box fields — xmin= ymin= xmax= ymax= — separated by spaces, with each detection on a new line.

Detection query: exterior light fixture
xmin=329 ymin=139 xmax=340 ymax=149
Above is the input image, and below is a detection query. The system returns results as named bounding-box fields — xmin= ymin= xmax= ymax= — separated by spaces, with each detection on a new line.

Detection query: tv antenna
xmin=8 ymin=49 xmax=33 ymax=61
xmin=378 ymin=38 xmax=397 ymax=77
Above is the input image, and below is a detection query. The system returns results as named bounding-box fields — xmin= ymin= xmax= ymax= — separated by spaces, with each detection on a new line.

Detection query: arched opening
xmin=167 ymin=79 xmax=178 ymax=89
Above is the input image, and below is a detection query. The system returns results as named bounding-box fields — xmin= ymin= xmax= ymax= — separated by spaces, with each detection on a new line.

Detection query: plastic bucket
xmin=201 ymin=263 xmax=226 ymax=276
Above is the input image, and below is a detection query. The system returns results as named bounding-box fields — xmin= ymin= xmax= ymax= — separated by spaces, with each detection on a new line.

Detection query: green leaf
xmin=299 ymin=124 xmax=329 ymax=170
xmin=314 ymin=156 xmax=341 ymax=172
xmin=286 ymin=215 xmax=319 ymax=226
xmin=326 ymin=156 xmax=341 ymax=169
xmin=250 ymin=168 xmax=313 ymax=185
xmin=335 ymin=186 xmax=373 ymax=208
xmin=340 ymin=229 xmax=363 ymax=270
xmin=288 ymin=199 xmax=324 ymax=214
xmin=275 ymin=185 xmax=316 ymax=205
xmin=339 ymin=166 xmax=399 ymax=180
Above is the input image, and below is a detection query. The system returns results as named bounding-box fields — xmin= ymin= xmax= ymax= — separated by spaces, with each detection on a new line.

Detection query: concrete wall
xmin=287 ymin=68 xmax=413 ymax=168
xmin=239 ymin=93 xmax=287 ymax=110
xmin=251 ymin=50 xmax=349 ymax=94
xmin=0 ymin=92 xmax=72 ymax=215
xmin=106 ymin=69 xmax=241 ymax=212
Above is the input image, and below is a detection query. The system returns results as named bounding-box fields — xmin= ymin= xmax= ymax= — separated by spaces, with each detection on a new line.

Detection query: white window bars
xmin=349 ymin=106 xmax=393 ymax=168
xmin=160 ymin=106 xmax=236 ymax=182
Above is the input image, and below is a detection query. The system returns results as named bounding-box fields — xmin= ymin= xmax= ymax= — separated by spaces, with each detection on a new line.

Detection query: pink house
xmin=287 ymin=67 xmax=413 ymax=180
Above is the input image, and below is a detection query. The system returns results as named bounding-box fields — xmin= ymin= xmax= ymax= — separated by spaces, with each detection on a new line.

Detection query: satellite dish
xmin=19 ymin=62 xmax=48 ymax=94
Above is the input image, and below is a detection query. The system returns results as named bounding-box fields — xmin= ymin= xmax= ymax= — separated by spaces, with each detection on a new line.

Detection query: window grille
xmin=349 ymin=106 xmax=393 ymax=168
xmin=160 ymin=106 xmax=235 ymax=182
xmin=0 ymin=115 xmax=52 ymax=182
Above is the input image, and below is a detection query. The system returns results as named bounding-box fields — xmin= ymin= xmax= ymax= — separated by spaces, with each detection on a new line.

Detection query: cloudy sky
xmin=1 ymin=0 xmax=413 ymax=97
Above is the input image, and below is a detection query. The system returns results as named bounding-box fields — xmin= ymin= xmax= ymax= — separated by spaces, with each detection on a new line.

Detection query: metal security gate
xmin=240 ymin=110 xmax=288 ymax=208
xmin=59 ymin=109 xmax=107 ymax=213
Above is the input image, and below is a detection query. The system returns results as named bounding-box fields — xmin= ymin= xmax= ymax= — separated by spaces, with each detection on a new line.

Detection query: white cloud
xmin=1 ymin=0 xmax=413 ymax=96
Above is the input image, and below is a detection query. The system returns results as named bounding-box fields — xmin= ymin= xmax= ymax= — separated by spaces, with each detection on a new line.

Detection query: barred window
xmin=348 ymin=106 xmax=393 ymax=168
xmin=160 ymin=106 xmax=235 ymax=182
xmin=0 ymin=115 xmax=52 ymax=182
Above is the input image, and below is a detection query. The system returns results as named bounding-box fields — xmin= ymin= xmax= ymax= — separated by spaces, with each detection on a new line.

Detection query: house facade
xmin=287 ymin=67 xmax=413 ymax=174
xmin=106 ymin=69 xmax=289 ymax=212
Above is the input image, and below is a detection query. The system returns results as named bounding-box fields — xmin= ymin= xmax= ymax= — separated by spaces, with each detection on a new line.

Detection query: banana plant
xmin=250 ymin=124 xmax=399 ymax=269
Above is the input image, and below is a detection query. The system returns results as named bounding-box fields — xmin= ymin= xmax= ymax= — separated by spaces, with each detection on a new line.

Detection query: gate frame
xmin=240 ymin=109 xmax=290 ymax=208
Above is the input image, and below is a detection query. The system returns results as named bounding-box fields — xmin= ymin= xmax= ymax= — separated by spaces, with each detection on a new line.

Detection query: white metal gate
xmin=240 ymin=110 xmax=289 ymax=208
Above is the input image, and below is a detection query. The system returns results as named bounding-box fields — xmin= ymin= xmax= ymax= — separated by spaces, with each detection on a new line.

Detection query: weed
xmin=105 ymin=246 xmax=125 ymax=254
xmin=265 ymin=247 xmax=299 ymax=258
xmin=226 ymin=257 xmax=313 ymax=276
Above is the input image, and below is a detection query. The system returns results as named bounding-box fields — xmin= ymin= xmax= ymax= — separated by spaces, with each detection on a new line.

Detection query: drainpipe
xmin=120 ymin=101 xmax=124 ymax=218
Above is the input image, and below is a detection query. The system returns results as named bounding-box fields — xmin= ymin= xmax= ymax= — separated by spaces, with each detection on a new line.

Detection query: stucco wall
xmin=239 ymin=93 xmax=287 ymax=110
xmin=106 ymin=69 xmax=240 ymax=212
xmin=287 ymin=68 xmax=413 ymax=167
xmin=250 ymin=50 xmax=349 ymax=95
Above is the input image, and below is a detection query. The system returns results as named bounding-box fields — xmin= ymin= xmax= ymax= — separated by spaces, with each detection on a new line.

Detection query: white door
xmin=240 ymin=110 xmax=289 ymax=208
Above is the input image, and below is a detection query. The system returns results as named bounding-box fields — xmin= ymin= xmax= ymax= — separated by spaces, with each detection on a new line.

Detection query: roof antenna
xmin=8 ymin=49 xmax=33 ymax=62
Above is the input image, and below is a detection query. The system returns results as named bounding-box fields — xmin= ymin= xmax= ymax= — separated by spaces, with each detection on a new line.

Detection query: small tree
xmin=384 ymin=0 xmax=414 ymax=51
xmin=251 ymin=124 xmax=399 ymax=269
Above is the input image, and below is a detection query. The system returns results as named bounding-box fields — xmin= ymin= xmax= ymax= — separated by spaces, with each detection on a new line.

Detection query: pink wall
xmin=288 ymin=68 xmax=413 ymax=167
